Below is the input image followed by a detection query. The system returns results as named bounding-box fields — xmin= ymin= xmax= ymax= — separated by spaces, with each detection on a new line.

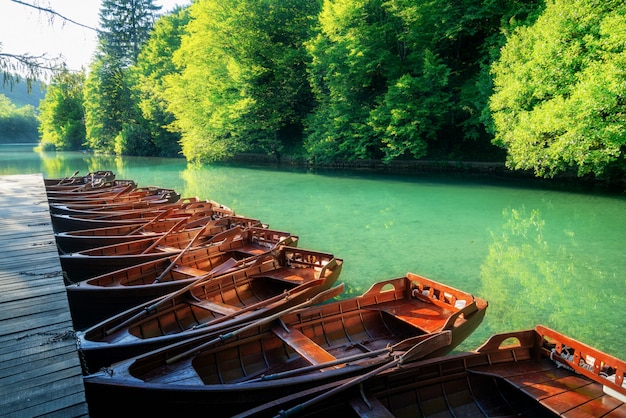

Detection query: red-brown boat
xmin=82 ymin=273 xmax=487 ymax=416
xmin=50 ymin=200 xmax=233 ymax=232
xmin=54 ymin=214 xmax=264 ymax=253
xmin=76 ymin=246 xmax=342 ymax=371
xmin=65 ymin=227 xmax=298 ymax=328
xmin=236 ymin=325 xmax=626 ymax=418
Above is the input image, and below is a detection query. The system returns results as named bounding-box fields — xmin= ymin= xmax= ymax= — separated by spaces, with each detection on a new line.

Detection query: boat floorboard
xmin=0 ymin=173 xmax=89 ymax=417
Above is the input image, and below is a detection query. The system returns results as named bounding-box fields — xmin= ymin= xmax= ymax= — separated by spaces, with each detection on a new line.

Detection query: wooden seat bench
xmin=272 ymin=323 xmax=336 ymax=365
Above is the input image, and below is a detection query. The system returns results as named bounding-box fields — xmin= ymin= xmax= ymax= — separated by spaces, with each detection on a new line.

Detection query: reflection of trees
xmin=38 ymin=150 xmax=124 ymax=179
xmin=479 ymin=207 xmax=621 ymax=358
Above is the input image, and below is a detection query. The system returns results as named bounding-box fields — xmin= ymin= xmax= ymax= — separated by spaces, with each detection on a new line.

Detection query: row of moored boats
xmin=44 ymin=170 xmax=626 ymax=417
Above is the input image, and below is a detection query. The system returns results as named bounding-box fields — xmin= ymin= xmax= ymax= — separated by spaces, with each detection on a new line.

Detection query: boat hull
xmin=83 ymin=274 xmax=488 ymax=416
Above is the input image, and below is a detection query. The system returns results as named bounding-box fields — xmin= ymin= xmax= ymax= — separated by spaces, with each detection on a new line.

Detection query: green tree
xmin=83 ymin=55 xmax=129 ymax=153
xmin=84 ymin=0 xmax=161 ymax=154
xmin=164 ymin=0 xmax=319 ymax=163
xmin=0 ymin=94 xmax=39 ymax=142
xmin=490 ymin=0 xmax=626 ymax=178
xmin=304 ymin=0 xmax=541 ymax=163
xmin=132 ymin=6 xmax=190 ymax=157
xmin=38 ymin=68 xmax=86 ymax=150
xmin=99 ymin=0 xmax=161 ymax=67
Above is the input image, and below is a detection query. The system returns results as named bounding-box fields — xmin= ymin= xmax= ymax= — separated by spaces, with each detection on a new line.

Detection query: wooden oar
xmin=242 ymin=333 xmax=438 ymax=384
xmin=276 ymin=331 xmax=453 ymax=418
xmin=123 ymin=208 xmax=175 ymax=236
xmin=104 ymin=253 xmax=275 ymax=336
xmin=110 ymin=183 xmax=135 ymax=199
xmin=152 ymin=222 xmax=227 ymax=284
xmin=55 ymin=170 xmax=80 ymax=185
xmin=165 ymin=284 xmax=346 ymax=365
xmin=139 ymin=218 xmax=188 ymax=254
xmin=190 ymin=278 xmax=326 ymax=330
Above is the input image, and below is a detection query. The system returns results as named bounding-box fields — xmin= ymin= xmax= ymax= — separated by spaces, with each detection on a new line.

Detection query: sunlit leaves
xmin=490 ymin=0 xmax=626 ymax=177
xmin=164 ymin=0 xmax=318 ymax=163
xmin=38 ymin=68 xmax=86 ymax=150
xmin=132 ymin=7 xmax=190 ymax=157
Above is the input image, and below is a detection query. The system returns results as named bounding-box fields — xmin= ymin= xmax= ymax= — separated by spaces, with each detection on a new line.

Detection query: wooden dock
xmin=0 ymin=174 xmax=89 ymax=417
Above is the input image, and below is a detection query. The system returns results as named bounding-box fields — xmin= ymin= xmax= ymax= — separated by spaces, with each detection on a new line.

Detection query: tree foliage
xmin=84 ymin=0 xmax=161 ymax=155
xmin=304 ymin=0 xmax=542 ymax=163
xmin=8 ymin=0 xmax=625 ymax=181
xmin=131 ymin=6 xmax=190 ymax=157
xmin=164 ymin=0 xmax=320 ymax=163
xmin=0 ymin=94 xmax=38 ymax=142
xmin=490 ymin=0 xmax=626 ymax=178
xmin=38 ymin=68 xmax=86 ymax=150
xmin=98 ymin=0 xmax=161 ymax=67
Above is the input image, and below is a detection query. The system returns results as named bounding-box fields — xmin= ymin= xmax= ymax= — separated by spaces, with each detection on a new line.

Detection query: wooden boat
xmin=60 ymin=225 xmax=295 ymax=282
xmin=76 ymin=246 xmax=343 ymax=370
xmin=66 ymin=228 xmax=299 ymax=329
xmin=45 ymin=180 xmax=141 ymax=200
xmin=47 ymin=187 xmax=181 ymax=209
xmin=50 ymin=200 xmax=233 ymax=232
xmin=48 ymin=190 xmax=189 ymax=215
xmin=44 ymin=170 xmax=116 ymax=188
xmin=54 ymin=214 xmax=264 ymax=253
xmin=236 ymin=325 xmax=626 ymax=418
xmin=82 ymin=273 xmax=488 ymax=416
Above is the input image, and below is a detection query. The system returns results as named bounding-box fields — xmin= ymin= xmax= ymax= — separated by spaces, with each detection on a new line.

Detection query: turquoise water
xmin=2 ymin=144 xmax=625 ymax=358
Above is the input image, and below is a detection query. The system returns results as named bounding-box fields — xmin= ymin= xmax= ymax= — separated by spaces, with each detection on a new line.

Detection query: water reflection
xmin=479 ymin=207 xmax=623 ymax=358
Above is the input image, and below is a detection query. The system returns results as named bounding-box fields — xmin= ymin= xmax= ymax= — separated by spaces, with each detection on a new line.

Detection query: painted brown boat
xmin=44 ymin=170 xmax=117 ymax=188
xmin=45 ymin=181 xmax=144 ymax=200
xmin=82 ymin=273 xmax=487 ymax=416
xmin=66 ymin=228 xmax=299 ymax=329
xmin=50 ymin=200 xmax=233 ymax=232
xmin=60 ymin=225 xmax=294 ymax=282
xmin=54 ymin=214 xmax=264 ymax=253
xmin=236 ymin=325 xmax=626 ymax=418
xmin=48 ymin=192 xmax=192 ymax=215
xmin=76 ymin=246 xmax=342 ymax=371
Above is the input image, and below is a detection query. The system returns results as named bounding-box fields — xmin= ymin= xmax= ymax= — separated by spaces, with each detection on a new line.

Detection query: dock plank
xmin=0 ymin=174 xmax=89 ymax=417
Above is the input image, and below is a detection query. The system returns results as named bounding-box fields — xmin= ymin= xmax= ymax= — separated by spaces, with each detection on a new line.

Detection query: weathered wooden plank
xmin=0 ymin=173 xmax=88 ymax=417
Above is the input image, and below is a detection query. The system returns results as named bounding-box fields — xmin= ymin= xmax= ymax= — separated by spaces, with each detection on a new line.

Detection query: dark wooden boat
xmin=50 ymin=200 xmax=233 ymax=232
xmin=45 ymin=181 xmax=144 ymax=201
xmin=48 ymin=191 xmax=191 ymax=215
xmin=66 ymin=228 xmax=299 ymax=329
xmin=44 ymin=170 xmax=116 ymax=188
xmin=55 ymin=214 xmax=264 ymax=253
xmin=60 ymin=225 xmax=295 ymax=282
xmin=82 ymin=273 xmax=488 ymax=416
xmin=236 ymin=325 xmax=626 ymax=418
xmin=76 ymin=246 xmax=343 ymax=370
xmin=46 ymin=185 xmax=181 ymax=207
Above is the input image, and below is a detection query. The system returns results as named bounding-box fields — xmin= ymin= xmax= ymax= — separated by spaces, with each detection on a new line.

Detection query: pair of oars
xmin=165 ymin=283 xmax=346 ymax=365
xmin=151 ymin=224 xmax=246 ymax=284
xmin=55 ymin=170 xmax=80 ymax=186
xmin=275 ymin=330 xmax=453 ymax=418
xmin=104 ymin=251 xmax=276 ymax=336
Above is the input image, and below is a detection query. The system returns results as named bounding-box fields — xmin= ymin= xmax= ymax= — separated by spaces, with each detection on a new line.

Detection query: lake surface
xmin=2 ymin=144 xmax=625 ymax=359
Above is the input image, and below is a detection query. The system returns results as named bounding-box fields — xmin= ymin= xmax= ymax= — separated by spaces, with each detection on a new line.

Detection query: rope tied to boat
xmin=550 ymin=345 xmax=609 ymax=377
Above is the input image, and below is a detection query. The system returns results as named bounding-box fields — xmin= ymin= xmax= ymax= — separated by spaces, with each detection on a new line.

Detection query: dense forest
xmin=0 ymin=81 xmax=42 ymax=143
xmin=9 ymin=0 xmax=626 ymax=181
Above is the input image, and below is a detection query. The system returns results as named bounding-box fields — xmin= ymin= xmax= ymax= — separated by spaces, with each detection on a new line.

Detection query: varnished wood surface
xmin=0 ymin=173 xmax=89 ymax=417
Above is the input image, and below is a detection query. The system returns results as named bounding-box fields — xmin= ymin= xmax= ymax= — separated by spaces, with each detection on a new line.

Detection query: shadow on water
xmin=2 ymin=144 xmax=625 ymax=359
